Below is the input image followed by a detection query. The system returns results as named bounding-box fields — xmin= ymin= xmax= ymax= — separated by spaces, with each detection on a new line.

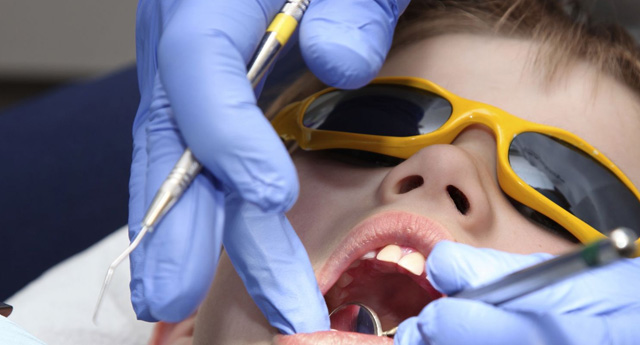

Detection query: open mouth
xmin=317 ymin=211 xmax=455 ymax=335
xmin=324 ymin=244 xmax=443 ymax=332
xmin=274 ymin=211 xmax=454 ymax=345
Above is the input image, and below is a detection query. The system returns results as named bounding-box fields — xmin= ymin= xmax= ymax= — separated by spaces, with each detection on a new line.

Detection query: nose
xmin=376 ymin=137 xmax=497 ymax=235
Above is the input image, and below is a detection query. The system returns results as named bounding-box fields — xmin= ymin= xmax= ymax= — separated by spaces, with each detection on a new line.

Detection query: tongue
xmin=274 ymin=331 xmax=393 ymax=345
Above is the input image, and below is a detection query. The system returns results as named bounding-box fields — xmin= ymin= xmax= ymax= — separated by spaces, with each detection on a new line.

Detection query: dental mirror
xmin=329 ymin=302 xmax=398 ymax=337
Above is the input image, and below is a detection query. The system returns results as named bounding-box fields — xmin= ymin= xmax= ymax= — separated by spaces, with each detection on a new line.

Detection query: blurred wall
xmin=0 ymin=0 xmax=137 ymax=81
xmin=0 ymin=0 xmax=636 ymax=88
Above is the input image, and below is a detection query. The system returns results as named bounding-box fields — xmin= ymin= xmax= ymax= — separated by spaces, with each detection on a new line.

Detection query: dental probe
xmin=452 ymin=227 xmax=637 ymax=305
xmin=93 ymin=0 xmax=310 ymax=323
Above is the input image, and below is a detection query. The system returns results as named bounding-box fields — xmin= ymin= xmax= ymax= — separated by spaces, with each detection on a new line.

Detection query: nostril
xmin=447 ymin=185 xmax=470 ymax=215
xmin=397 ymin=175 xmax=424 ymax=194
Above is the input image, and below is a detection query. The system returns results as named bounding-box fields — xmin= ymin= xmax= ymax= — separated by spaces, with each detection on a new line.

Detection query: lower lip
xmin=273 ymin=331 xmax=393 ymax=345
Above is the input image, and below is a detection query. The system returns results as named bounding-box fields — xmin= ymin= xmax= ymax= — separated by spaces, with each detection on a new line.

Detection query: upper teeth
xmin=325 ymin=244 xmax=430 ymax=309
xmin=360 ymin=251 xmax=377 ymax=260
xmin=364 ymin=244 xmax=426 ymax=276
xmin=376 ymin=244 xmax=403 ymax=262
xmin=398 ymin=252 xmax=426 ymax=276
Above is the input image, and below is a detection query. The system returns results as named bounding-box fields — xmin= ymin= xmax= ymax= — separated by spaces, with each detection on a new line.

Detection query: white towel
xmin=7 ymin=226 xmax=154 ymax=345
xmin=0 ymin=317 xmax=46 ymax=345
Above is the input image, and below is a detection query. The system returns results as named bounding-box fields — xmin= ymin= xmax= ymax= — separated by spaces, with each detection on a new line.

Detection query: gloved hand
xmin=129 ymin=0 xmax=411 ymax=333
xmin=395 ymin=241 xmax=640 ymax=345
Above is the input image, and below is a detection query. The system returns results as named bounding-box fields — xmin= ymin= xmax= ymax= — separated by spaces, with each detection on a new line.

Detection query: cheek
xmin=192 ymin=254 xmax=273 ymax=345
xmin=149 ymin=316 xmax=196 ymax=345
xmin=470 ymin=196 xmax=579 ymax=255
xmin=288 ymin=154 xmax=386 ymax=263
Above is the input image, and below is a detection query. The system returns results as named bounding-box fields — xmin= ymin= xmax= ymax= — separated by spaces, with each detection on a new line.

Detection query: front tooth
xmin=376 ymin=244 xmax=402 ymax=263
xmin=398 ymin=252 xmax=426 ymax=276
xmin=361 ymin=251 xmax=376 ymax=260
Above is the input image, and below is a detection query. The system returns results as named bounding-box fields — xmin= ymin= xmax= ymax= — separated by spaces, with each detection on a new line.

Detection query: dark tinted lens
xmin=509 ymin=132 xmax=640 ymax=237
xmin=302 ymin=84 xmax=452 ymax=137
xmin=320 ymin=149 xmax=404 ymax=167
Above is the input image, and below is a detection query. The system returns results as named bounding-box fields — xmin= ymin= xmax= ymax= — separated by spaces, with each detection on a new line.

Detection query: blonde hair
xmin=266 ymin=0 xmax=640 ymax=118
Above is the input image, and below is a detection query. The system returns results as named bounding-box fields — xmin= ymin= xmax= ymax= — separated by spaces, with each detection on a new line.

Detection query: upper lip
xmin=315 ymin=210 xmax=455 ymax=294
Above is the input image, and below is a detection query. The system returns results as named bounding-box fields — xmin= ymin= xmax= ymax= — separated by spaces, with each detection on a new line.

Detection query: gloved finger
xmin=223 ymin=193 xmax=330 ymax=334
xmin=410 ymin=298 xmax=614 ymax=345
xmin=157 ymin=0 xmax=298 ymax=213
xmin=129 ymin=106 xmax=151 ymax=254
xmin=426 ymin=241 xmax=551 ymax=294
xmin=299 ymin=0 xmax=411 ymax=88
xmin=129 ymin=76 xmax=225 ymax=322
xmin=394 ymin=317 xmax=427 ymax=345
xmin=427 ymin=242 xmax=640 ymax=315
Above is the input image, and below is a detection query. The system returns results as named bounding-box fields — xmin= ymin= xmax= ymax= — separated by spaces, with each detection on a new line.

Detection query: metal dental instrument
xmin=329 ymin=302 xmax=398 ymax=337
xmin=329 ymin=227 xmax=637 ymax=338
xmin=451 ymin=227 xmax=637 ymax=304
xmin=93 ymin=0 xmax=310 ymax=323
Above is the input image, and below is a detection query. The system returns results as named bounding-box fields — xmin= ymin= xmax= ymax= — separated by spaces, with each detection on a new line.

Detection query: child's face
xmin=183 ymin=34 xmax=640 ymax=345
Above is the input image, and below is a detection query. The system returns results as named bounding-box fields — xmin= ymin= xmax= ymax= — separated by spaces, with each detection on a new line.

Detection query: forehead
xmin=377 ymin=34 xmax=640 ymax=188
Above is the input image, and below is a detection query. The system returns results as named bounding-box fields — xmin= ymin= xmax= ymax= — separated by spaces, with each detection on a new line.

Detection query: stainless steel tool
xmin=93 ymin=0 xmax=310 ymax=323
xmin=451 ymin=227 xmax=636 ymax=304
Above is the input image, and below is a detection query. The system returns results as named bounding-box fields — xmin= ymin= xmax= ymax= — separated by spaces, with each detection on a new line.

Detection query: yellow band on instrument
xmin=267 ymin=13 xmax=298 ymax=45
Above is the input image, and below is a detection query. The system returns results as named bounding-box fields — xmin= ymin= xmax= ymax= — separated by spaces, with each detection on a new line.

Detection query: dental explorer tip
xmin=92 ymin=225 xmax=151 ymax=324
xmin=93 ymin=268 xmax=115 ymax=324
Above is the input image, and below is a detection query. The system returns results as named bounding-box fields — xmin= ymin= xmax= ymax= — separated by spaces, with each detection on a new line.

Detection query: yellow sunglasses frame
xmin=271 ymin=76 xmax=640 ymax=255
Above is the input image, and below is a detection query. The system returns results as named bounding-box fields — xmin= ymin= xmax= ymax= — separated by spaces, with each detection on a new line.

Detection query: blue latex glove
xmin=395 ymin=241 xmax=640 ymax=345
xmin=128 ymin=0 xmax=412 ymax=332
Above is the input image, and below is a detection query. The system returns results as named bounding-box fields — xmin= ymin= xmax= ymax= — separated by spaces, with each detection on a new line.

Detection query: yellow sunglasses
xmin=272 ymin=76 xmax=640 ymax=254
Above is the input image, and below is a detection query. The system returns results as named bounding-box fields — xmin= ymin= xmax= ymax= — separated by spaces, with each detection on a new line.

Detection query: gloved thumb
xmin=426 ymin=241 xmax=552 ymax=295
xmin=399 ymin=297 xmax=607 ymax=345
